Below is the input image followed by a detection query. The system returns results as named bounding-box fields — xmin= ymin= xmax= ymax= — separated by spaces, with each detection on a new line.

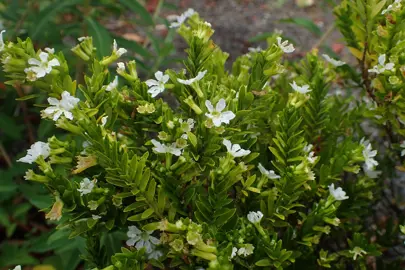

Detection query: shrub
xmin=2 ymin=0 xmax=405 ymax=269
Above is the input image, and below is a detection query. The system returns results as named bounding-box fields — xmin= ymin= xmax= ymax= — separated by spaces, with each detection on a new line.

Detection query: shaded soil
xmin=165 ymin=0 xmax=347 ymax=64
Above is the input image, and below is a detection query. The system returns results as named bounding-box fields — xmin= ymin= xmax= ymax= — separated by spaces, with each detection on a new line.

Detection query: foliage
xmin=1 ymin=0 xmax=405 ymax=269
xmin=0 ymin=0 xmax=176 ymax=269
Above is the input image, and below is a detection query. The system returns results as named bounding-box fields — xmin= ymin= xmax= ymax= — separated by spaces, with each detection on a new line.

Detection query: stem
xmin=311 ymin=24 xmax=335 ymax=51
xmin=15 ymin=84 xmax=35 ymax=144
xmin=0 ymin=143 xmax=12 ymax=167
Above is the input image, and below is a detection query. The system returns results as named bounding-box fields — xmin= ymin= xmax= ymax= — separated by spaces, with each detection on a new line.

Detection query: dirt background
xmin=165 ymin=0 xmax=346 ymax=64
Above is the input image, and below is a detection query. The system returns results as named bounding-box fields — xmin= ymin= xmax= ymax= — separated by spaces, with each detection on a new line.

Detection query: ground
xmin=165 ymin=0 xmax=346 ymax=63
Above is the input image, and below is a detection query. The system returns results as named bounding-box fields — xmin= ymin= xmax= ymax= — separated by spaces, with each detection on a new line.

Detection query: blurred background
xmin=0 ymin=0 xmax=343 ymax=269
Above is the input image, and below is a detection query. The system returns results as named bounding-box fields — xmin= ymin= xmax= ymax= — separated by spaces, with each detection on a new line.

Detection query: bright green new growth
xmin=2 ymin=0 xmax=405 ymax=269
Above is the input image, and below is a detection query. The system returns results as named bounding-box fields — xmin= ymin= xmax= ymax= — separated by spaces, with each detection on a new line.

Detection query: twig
xmin=0 ymin=143 xmax=12 ymax=167
xmin=15 ymin=85 xmax=35 ymax=144
xmin=311 ymin=24 xmax=336 ymax=51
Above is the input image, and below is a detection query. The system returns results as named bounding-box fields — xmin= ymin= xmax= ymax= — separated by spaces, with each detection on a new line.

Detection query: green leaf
xmin=255 ymin=259 xmax=272 ymax=266
xmin=29 ymin=0 xmax=82 ymax=39
xmin=86 ymin=18 xmax=113 ymax=58
xmin=187 ymin=132 xmax=198 ymax=148
xmin=280 ymin=18 xmax=322 ymax=37
xmin=249 ymin=32 xmax=274 ymax=43
xmin=119 ymin=0 xmax=154 ymax=26
xmin=15 ymin=94 xmax=40 ymax=101
xmin=214 ymin=208 xmax=236 ymax=227
xmin=141 ymin=208 xmax=155 ymax=219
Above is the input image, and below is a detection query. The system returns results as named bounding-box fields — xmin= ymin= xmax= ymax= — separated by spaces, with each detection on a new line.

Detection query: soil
xmin=165 ymin=0 xmax=346 ymax=64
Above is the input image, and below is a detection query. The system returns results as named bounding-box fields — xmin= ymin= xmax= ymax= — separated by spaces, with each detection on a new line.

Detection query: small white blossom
xmin=205 ymin=99 xmax=236 ymax=127
xmin=368 ymin=54 xmax=395 ymax=74
xmin=177 ymin=70 xmax=207 ymax=85
xmin=78 ymin=36 xmax=89 ymax=42
xmin=363 ymin=165 xmax=381 ymax=179
xmin=151 ymin=139 xmax=183 ymax=156
xmin=106 ymin=76 xmax=118 ymax=92
xmin=169 ymin=8 xmax=195 ymax=28
xmin=248 ymin=46 xmax=262 ymax=53
xmin=223 ymin=139 xmax=251 ymax=158
xmin=126 ymin=226 xmax=160 ymax=253
xmin=17 ymin=141 xmax=50 ymax=164
xmin=42 ymin=91 xmax=80 ymax=121
xmin=146 ymin=71 xmax=169 ymax=97
xmin=112 ymin=39 xmax=127 ymax=57
xmin=361 ymin=138 xmax=378 ymax=169
xmin=258 ymin=163 xmax=280 ymax=179
xmin=0 ymin=30 xmax=5 ymax=51
xmin=148 ymin=249 xmax=163 ymax=260
xmin=247 ymin=211 xmax=263 ymax=224
xmin=349 ymin=247 xmax=367 ymax=260
xmin=382 ymin=0 xmax=402 ymax=14
xmin=237 ymin=244 xmax=254 ymax=257
xmin=179 ymin=118 xmax=195 ymax=132
xmin=92 ymin=215 xmax=101 ymax=220
xmin=117 ymin=62 xmax=125 ymax=73
xmin=100 ymin=116 xmax=108 ymax=127
xmin=11 ymin=266 xmax=21 ymax=270
xmin=328 ymin=183 xmax=349 ymax=201
xmin=290 ymin=81 xmax=311 ymax=94
xmin=44 ymin=47 xmax=55 ymax=54
xmin=303 ymin=144 xmax=313 ymax=153
xmin=277 ymin=37 xmax=295 ymax=53
xmin=307 ymin=151 xmax=317 ymax=164
xmin=322 ymin=54 xmax=346 ymax=67
xmin=24 ymin=51 xmax=60 ymax=81
xmin=77 ymin=178 xmax=95 ymax=196
xmin=231 ymin=247 xmax=238 ymax=259
xmin=400 ymin=141 xmax=405 ymax=156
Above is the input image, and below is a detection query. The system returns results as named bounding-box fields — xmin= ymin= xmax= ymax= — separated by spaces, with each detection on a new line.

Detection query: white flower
xmin=400 ymin=141 xmax=405 ymax=156
xmin=290 ymin=81 xmax=311 ymax=94
xmin=247 ymin=211 xmax=263 ymax=224
xmin=328 ymin=183 xmax=349 ymax=201
xmin=44 ymin=47 xmax=55 ymax=54
xmin=117 ymin=62 xmax=125 ymax=73
xmin=11 ymin=266 xmax=21 ymax=270
xmin=113 ymin=39 xmax=127 ymax=57
xmin=363 ymin=165 xmax=381 ymax=179
xmin=24 ymin=51 xmax=60 ymax=81
xmin=303 ymin=144 xmax=313 ymax=153
xmin=177 ymin=70 xmax=207 ymax=85
xmin=106 ymin=76 xmax=118 ymax=92
xmin=42 ymin=91 xmax=80 ymax=121
xmin=126 ymin=226 xmax=160 ymax=253
xmin=307 ymin=151 xmax=317 ymax=164
xmin=151 ymin=139 xmax=183 ymax=156
xmin=0 ymin=30 xmax=5 ymax=51
xmin=237 ymin=244 xmax=254 ymax=257
xmin=146 ymin=71 xmax=169 ymax=97
xmin=78 ymin=36 xmax=89 ymax=42
xmin=382 ymin=0 xmax=402 ymax=14
xmin=248 ymin=46 xmax=262 ymax=53
xmin=368 ymin=54 xmax=395 ymax=74
xmin=258 ymin=163 xmax=280 ymax=179
xmin=205 ymin=99 xmax=235 ymax=127
xmin=277 ymin=37 xmax=295 ymax=53
xmin=92 ymin=215 xmax=101 ymax=220
xmin=322 ymin=54 xmax=346 ymax=67
xmin=349 ymin=247 xmax=367 ymax=260
xmin=17 ymin=141 xmax=50 ymax=164
xmin=100 ymin=116 xmax=108 ymax=127
xmin=361 ymin=138 xmax=378 ymax=169
xmin=169 ymin=8 xmax=195 ymax=28
xmin=179 ymin=118 xmax=195 ymax=132
xmin=223 ymin=139 xmax=251 ymax=158
xmin=231 ymin=247 xmax=238 ymax=259
xmin=148 ymin=249 xmax=163 ymax=260
xmin=77 ymin=178 xmax=95 ymax=196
